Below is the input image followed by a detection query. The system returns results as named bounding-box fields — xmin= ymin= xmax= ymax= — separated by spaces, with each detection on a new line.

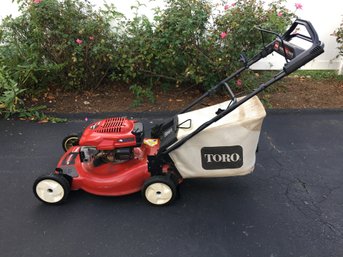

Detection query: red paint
xmin=55 ymin=141 xmax=161 ymax=196
xmin=79 ymin=118 xmax=138 ymax=150
xmin=52 ymin=117 xmax=165 ymax=196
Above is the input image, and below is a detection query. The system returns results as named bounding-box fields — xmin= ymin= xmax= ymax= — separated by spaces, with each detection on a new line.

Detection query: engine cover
xmin=79 ymin=117 xmax=142 ymax=150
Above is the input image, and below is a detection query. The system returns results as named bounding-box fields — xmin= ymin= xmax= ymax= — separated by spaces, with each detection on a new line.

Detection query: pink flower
xmin=224 ymin=3 xmax=236 ymax=10
xmin=277 ymin=11 xmax=283 ymax=17
xmin=89 ymin=36 xmax=94 ymax=41
xmin=236 ymin=79 xmax=242 ymax=87
xmin=295 ymin=3 xmax=303 ymax=10
xmin=75 ymin=39 xmax=83 ymax=45
xmin=85 ymin=117 xmax=88 ymax=122
xmin=220 ymin=32 xmax=228 ymax=39
xmin=33 ymin=0 xmax=42 ymax=3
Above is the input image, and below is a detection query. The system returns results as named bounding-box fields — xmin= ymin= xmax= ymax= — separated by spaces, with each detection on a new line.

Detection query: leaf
xmin=38 ymin=119 xmax=49 ymax=124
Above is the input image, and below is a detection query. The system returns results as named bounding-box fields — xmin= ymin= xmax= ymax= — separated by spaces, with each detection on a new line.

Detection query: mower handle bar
xmin=179 ymin=19 xmax=323 ymax=115
xmin=158 ymin=19 xmax=324 ymax=155
xmin=275 ymin=19 xmax=324 ymax=74
xmin=284 ymin=19 xmax=320 ymax=44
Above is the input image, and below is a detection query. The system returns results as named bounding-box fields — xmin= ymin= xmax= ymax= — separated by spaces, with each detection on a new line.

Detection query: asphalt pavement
xmin=0 ymin=110 xmax=342 ymax=257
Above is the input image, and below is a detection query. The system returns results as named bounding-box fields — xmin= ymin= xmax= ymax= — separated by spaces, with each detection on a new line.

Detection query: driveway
xmin=0 ymin=110 xmax=342 ymax=257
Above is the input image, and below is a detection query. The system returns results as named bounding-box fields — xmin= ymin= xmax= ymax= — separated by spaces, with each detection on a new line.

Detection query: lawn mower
xmin=33 ymin=19 xmax=324 ymax=206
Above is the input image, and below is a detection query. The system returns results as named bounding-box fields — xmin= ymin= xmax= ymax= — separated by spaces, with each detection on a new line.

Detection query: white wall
xmin=251 ymin=0 xmax=343 ymax=71
xmin=0 ymin=0 xmax=20 ymax=19
xmin=1 ymin=0 xmax=342 ymax=71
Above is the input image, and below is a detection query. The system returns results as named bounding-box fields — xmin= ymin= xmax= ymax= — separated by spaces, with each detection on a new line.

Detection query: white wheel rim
xmin=145 ymin=182 xmax=173 ymax=205
xmin=36 ymin=179 xmax=65 ymax=203
xmin=64 ymin=137 xmax=78 ymax=150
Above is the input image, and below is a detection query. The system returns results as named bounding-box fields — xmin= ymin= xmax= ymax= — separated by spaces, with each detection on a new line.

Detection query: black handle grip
xmin=279 ymin=19 xmax=324 ymax=74
xmin=283 ymin=19 xmax=320 ymax=44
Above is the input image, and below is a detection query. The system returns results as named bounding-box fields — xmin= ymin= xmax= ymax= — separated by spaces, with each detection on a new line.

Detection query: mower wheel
xmin=142 ymin=176 xmax=177 ymax=206
xmin=33 ymin=174 xmax=70 ymax=204
xmin=62 ymin=134 xmax=79 ymax=152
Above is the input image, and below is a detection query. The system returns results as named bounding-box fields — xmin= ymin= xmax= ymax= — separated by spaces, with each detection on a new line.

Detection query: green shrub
xmin=0 ymin=65 xmax=26 ymax=117
xmin=114 ymin=0 xmax=295 ymax=93
xmin=0 ymin=0 xmax=296 ymax=116
xmin=335 ymin=18 xmax=343 ymax=56
xmin=0 ymin=0 xmax=123 ymax=91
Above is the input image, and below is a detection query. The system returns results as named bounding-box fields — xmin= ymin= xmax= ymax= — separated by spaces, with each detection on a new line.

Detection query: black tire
xmin=33 ymin=174 xmax=70 ymax=204
xmin=62 ymin=134 xmax=79 ymax=152
xmin=142 ymin=176 xmax=177 ymax=206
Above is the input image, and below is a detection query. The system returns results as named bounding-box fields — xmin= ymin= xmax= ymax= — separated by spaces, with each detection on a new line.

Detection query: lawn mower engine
xmin=79 ymin=117 xmax=144 ymax=163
